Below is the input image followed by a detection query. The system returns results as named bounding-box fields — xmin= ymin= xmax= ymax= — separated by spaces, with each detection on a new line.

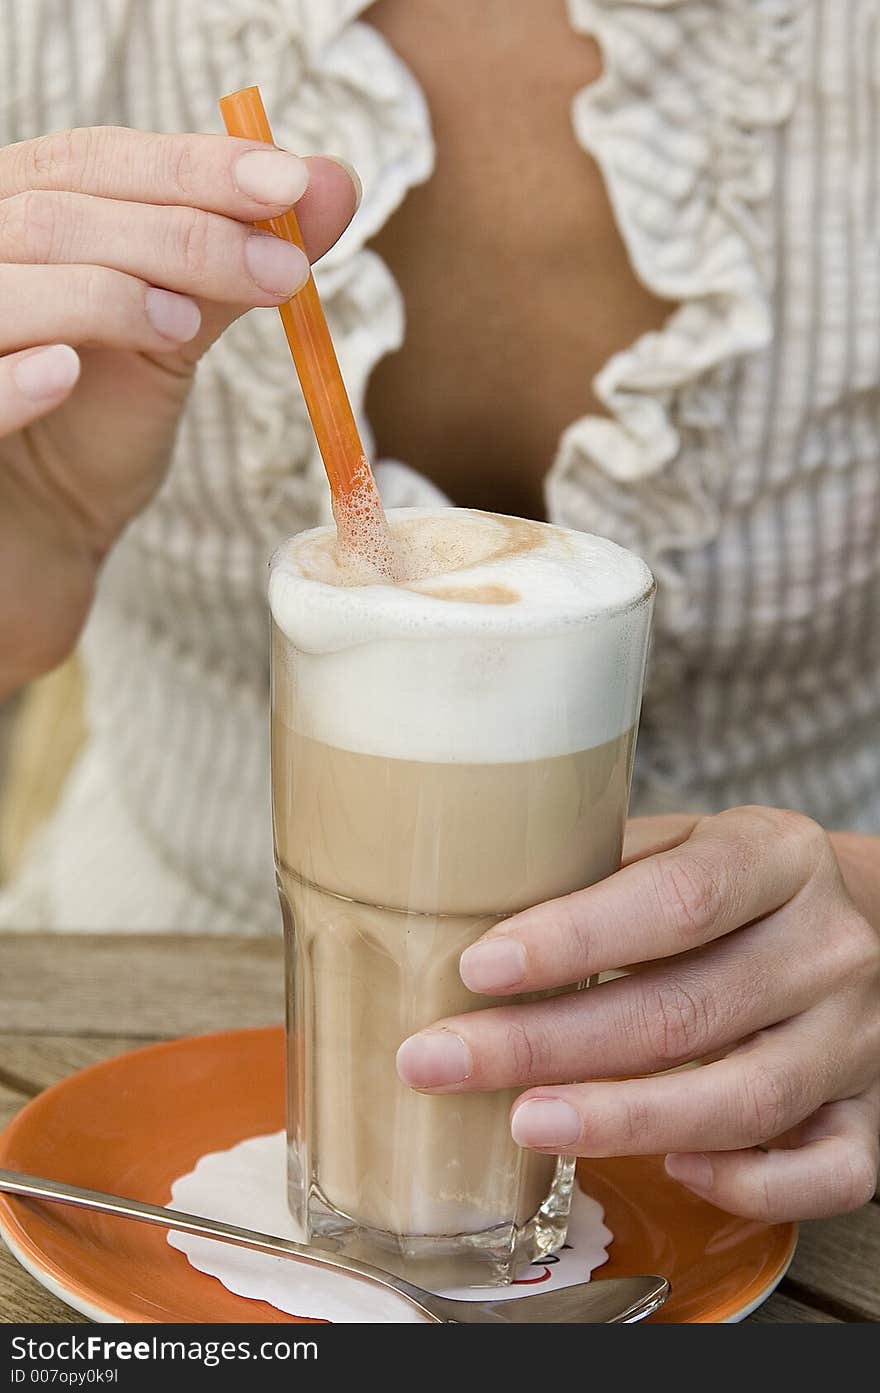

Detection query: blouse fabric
xmin=1 ymin=0 xmax=879 ymax=933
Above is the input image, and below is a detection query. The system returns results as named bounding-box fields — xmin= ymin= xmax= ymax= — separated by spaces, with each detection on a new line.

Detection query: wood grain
xmin=1 ymin=934 xmax=874 ymax=1324
xmin=0 ymin=934 xmax=282 ymax=1324
xmin=0 ymin=1245 xmax=88 ymax=1324
xmin=749 ymin=1292 xmax=840 ymax=1323
xmin=785 ymin=1206 xmax=880 ymax=1321
xmin=1 ymin=933 xmax=284 ymax=1038
xmin=0 ymin=1083 xmax=26 ymax=1133
xmin=0 ymin=1035 xmax=160 ymax=1097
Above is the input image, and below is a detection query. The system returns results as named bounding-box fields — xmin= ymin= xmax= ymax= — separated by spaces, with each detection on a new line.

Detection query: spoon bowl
xmin=0 ymin=1167 xmax=668 ymax=1324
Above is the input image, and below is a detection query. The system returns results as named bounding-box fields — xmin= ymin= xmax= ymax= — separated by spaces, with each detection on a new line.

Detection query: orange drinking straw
xmin=219 ymin=86 xmax=396 ymax=575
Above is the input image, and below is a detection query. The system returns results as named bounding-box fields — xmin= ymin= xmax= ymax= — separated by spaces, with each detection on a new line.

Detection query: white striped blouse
xmin=1 ymin=0 xmax=877 ymax=933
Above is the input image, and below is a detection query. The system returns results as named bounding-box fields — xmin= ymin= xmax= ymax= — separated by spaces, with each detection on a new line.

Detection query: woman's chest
xmin=363 ymin=0 xmax=672 ymax=519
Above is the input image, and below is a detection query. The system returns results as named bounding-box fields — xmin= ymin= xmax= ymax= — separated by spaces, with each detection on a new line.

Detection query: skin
xmin=1 ymin=17 xmax=878 ymax=1222
xmin=0 ymin=127 xmax=358 ymax=695
xmin=365 ymin=0 xmax=673 ymax=519
xmin=365 ymin=0 xmax=880 ymax=1224
xmin=397 ymin=810 xmax=880 ymax=1223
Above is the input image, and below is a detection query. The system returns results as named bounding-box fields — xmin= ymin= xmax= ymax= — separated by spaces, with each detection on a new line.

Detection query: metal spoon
xmin=0 ymin=1167 xmax=668 ymax=1323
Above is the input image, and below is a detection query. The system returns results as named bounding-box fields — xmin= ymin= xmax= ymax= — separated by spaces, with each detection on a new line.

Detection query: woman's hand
xmin=397 ymin=807 xmax=880 ymax=1222
xmin=0 ymin=126 xmax=358 ymax=694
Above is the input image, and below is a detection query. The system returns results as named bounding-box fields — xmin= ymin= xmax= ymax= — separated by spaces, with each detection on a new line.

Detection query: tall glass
xmin=270 ymin=508 xmax=654 ymax=1286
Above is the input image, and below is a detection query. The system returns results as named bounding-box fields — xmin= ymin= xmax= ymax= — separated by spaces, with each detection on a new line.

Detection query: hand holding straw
xmin=219 ymin=86 xmax=397 ymax=579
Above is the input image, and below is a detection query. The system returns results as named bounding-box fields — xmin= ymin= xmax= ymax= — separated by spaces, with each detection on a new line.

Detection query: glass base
xmin=291 ymin=1157 xmax=576 ymax=1289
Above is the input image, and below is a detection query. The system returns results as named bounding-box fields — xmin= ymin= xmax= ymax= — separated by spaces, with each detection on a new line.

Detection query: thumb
xmin=622 ymin=814 xmax=701 ymax=866
xmin=0 ymin=345 xmax=81 ymax=436
xmin=153 ymin=153 xmax=364 ymax=364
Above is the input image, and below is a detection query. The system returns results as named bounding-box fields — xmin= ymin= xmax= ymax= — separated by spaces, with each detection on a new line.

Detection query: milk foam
xmin=269 ymin=508 xmax=653 ymax=762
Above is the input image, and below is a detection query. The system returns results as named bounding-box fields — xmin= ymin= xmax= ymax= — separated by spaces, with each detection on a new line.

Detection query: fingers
xmin=0 ymin=191 xmax=311 ymax=306
xmin=621 ymin=814 xmax=699 ymax=866
xmin=0 ymin=265 xmax=203 ymax=355
xmin=505 ymin=1009 xmax=868 ymax=1159
xmin=665 ymin=1086 xmax=880 ymax=1221
xmin=0 ymin=344 xmax=80 ymax=434
xmin=294 ymin=156 xmax=362 ymax=262
xmin=0 ymin=130 xmax=360 ymax=263
xmin=0 ymin=133 xmax=360 ymax=387
xmin=459 ymin=807 xmax=831 ymax=994
xmin=0 ymin=128 xmax=311 ymax=221
xmin=398 ymin=901 xmax=865 ymax=1088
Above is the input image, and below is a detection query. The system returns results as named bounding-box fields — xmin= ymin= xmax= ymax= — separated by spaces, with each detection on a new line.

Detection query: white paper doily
xmin=167 ymin=1132 xmax=613 ymax=1322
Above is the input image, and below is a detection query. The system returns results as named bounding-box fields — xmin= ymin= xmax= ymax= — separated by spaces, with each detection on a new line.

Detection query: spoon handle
xmin=0 ymin=1167 xmax=668 ymax=1324
xmin=0 ymin=1167 xmax=440 ymax=1321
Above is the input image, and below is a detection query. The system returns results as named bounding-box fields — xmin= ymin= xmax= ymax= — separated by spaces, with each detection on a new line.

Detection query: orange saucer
xmin=0 ymin=1027 xmax=796 ymax=1323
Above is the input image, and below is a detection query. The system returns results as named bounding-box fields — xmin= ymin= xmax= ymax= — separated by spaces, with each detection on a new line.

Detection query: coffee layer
xmin=274 ymin=728 xmax=634 ymax=916
xmin=271 ymin=508 xmax=653 ymax=1254
xmin=276 ymin=728 xmax=634 ymax=1236
xmin=269 ymin=508 xmax=653 ymax=763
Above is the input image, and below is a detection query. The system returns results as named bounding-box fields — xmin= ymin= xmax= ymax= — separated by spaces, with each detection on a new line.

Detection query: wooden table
xmin=1 ymin=933 xmax=877 ymax=1324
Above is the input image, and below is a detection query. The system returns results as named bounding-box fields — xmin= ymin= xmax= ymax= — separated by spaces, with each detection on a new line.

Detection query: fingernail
xmin=13 ymin=344 xmax=80 ymax=400
xmin=460 ymin=938 xmax=526 ymax=992
xmin=327 ymin=156 xmax=363 ymax=210
xmin=145 ymin=288 xmax=202 ymax=342
xmin=511 ymin=1099 xmax=581 ymax=1148
xmin=665 ymin=1153 xmax=713 ymax=1190
xmin=396 ymin=1031 xmax=472 ymax=1088
xmin=234 ymin=148 xmax=309 ymax=206
xmin=245 ymin=232 xmax=309 ymax=297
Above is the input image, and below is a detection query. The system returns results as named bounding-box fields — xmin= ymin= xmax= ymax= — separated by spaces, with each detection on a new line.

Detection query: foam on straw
xmin=331 ymin=461 xmax=403 ymax=584
xmin=270 ymin=508 xmax=654 ymax=763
